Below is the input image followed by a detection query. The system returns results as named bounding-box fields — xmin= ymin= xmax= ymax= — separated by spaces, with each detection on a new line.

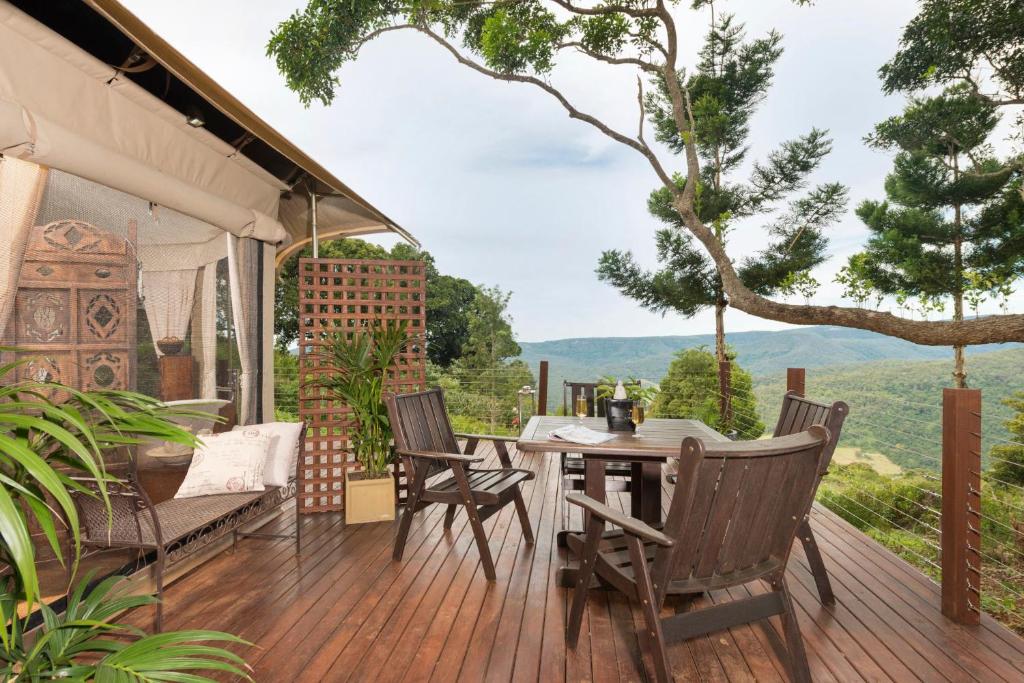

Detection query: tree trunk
xmin=951 ymin=165 xmax=967 ymax=388
xmin=715 ymin=299 xmax=726 ymax=364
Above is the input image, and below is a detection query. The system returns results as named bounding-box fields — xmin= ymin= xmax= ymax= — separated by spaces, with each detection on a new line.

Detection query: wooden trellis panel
xmin=297 ymin=258 xmax=426 ymax=513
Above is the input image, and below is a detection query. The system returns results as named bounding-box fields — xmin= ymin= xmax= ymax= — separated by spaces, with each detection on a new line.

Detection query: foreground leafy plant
xmin=0 ymin=353 xmax=250 ymax=680
xmin=315 ymin=321 xmax=414 ymax=476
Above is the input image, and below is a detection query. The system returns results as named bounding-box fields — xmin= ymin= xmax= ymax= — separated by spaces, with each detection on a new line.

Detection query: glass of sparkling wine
xmin=631 ymin=402 xmax=646 ymax=436
xmin=575 ymin=391 xmax=589 ymax=423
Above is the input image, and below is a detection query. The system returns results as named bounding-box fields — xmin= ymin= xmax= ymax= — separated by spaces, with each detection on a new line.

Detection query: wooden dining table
xmin=517 ymin=415 xmax=728 ymax=585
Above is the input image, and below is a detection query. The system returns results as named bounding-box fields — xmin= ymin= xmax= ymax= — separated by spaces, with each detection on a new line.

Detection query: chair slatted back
xmin=563 ymin=381 xmax=604 ymax=417
xmin=654 ymin=428 xmax=829 ymax=592
xmin=385 ymin=388 xmax=460 ymax=480
xmin=772 ymin=391 xmax=848 ymax=473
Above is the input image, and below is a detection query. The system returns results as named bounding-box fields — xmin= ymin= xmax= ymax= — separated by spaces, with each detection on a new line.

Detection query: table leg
xmin=583 ymin=458 xmax=606 ymax=531
xmin=631 ymin=461 xmax=663 ymax=526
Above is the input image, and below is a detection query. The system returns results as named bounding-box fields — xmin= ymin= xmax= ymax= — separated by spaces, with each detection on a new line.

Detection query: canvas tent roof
xmin=0 ymin=0 xmax=416 ymax=264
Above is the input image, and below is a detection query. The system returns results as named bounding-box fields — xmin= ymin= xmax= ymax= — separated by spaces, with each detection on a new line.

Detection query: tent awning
xmin=0 ymin=0 xmax=417 ymax=255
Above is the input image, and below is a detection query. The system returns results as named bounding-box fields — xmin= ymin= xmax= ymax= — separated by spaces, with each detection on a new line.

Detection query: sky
xmin=122 ymin=0 xmax=1022 ymax=343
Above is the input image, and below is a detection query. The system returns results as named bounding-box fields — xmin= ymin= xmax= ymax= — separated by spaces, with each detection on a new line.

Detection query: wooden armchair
xmin=773 ymin=391 xmax=849 ymax=605
xmin=566 ymin=427 xmax=830 ymax=683
xmin=384 ymin=388 xmax=535 ymax=580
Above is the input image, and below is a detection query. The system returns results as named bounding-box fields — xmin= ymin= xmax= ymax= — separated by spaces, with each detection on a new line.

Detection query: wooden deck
xmin=119 ymin=444 xmax=1024 ymax=682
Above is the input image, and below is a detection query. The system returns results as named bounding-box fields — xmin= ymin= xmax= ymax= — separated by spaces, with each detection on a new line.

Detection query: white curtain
xmin=195 ymin=264 xmax=218 ymax=400
xmin=227 ymin=234 xmax=259 ymax=424
xmin=0 ymin=156 xmax=48 ymax=337
xmin=142 ymin=269 xmax=197 ymax=356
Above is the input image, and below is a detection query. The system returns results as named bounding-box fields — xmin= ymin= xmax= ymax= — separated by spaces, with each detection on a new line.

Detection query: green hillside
xmin=518 ymin=326 xmax=1019 ymax=417
xmin=752 ymin=347 xmax=1024 ymax=471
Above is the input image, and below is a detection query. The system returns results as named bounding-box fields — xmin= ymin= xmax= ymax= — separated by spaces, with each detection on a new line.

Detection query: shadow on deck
xmin=112 ymin=444 xmax=1024 ymax=682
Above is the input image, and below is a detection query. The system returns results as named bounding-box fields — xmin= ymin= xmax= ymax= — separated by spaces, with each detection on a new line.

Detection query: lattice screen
xmin=297 ymin=258 xmax=426 ymax=513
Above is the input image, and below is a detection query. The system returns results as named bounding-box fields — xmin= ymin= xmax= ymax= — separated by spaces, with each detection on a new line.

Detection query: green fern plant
xmin=595 ymin=376 xmax=659 ymax=404
xmin=0 ymin=352 xmax=251 ymax=681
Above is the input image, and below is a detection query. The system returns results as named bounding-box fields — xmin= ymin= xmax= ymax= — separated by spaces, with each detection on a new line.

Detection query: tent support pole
xmin=310 ymin=190 xmax=319 ymax=258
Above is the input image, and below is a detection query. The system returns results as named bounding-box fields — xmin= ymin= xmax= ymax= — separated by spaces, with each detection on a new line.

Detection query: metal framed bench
xmin=69 ymin=424 xmax=304 ymax=631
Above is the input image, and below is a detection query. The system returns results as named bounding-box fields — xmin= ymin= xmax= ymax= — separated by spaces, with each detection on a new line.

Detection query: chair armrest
xmin=396 ymin=449 xmax=485 ymax=464
xmin=565 ymin=493 xmax=674 ymax=547
xmin=454 ymin=432 xmax=519 ymax=444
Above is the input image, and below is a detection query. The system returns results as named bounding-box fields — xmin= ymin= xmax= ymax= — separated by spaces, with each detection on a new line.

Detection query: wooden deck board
xmin=116 ymin=444 xmax=1023 ymax=681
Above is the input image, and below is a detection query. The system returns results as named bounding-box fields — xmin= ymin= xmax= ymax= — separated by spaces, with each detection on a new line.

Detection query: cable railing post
xmin=941 ymin=387 xmax=982 ymax=625
xmin=537 ymin=360 xmax=549 ymax=416
xmin=718 ymin=360 xmax=732 ymax=426
xmin=787 ymin=368 xmax=806 ymax=397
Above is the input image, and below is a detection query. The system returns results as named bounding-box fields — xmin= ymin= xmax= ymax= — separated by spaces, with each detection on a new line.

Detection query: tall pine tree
xmin=851 ymin=85 xmax=1023 ymax=387
xmin=597 ymin=5 xmax=847 ymax=363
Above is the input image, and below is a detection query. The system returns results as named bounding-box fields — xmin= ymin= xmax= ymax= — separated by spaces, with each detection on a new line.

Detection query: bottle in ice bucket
xmin=605 ymin=381 xmax=636 ymax=432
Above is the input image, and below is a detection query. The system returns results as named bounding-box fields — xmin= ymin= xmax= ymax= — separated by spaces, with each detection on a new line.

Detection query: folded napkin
xmin=548 ymin=424 xmax=616 ymax=446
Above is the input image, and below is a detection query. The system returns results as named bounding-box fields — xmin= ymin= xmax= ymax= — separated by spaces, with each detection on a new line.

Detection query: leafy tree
xmin=275 ymin=238 xmax=478 ymax=367
xmin=268 ymin=0 xmax=1024 ymax=346
xmin=849 ymin=85 xmax=1023 ymax=386
xmin=879 ymin=0 xmax=1024 ymax=111
xmin=460 ymin=285 xmax=522 ymax=368
xmin=651 ymin=346 xmax=763 ymax=439
xmin=598 ymin=6 xmax=846 ymax=363
xmin=990 ymin=391 xmax=1024 ymax=488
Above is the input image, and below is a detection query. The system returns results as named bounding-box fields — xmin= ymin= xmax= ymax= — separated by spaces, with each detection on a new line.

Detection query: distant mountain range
xmin=517 ymin=326 xmax=1019 ymax=410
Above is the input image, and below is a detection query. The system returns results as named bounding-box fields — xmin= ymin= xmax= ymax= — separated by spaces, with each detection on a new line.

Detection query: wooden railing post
xmin=718 ymin=360 xmax=732 ymax=426
xmin=537 ymin=360 xmax=548 ymax=416
xmin=786 ymin=368 xmax=806 ymax=397
xmin=941 ymin=387 xmax=982 ymax=625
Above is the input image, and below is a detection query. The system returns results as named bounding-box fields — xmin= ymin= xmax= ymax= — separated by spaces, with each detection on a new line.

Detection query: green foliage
xmin=459 ymin=286 xmax=521 ymax=369
xmin=990 ymin=391 xmax=1024 ymax=487
xmin=427 ymin=360 xmax=535 ymax=435
xmin=595 ymin=376 xmax=659 ymax=404
xmin=752 ymin=347 xmax=1024 ymax=471
xmin=0 ymin=356 xmax=249 ymax=679
xmin=315 ymin=320 xmax=412 ymax=476
xmin=0 ymin=575 xmax=249 ymax=681
xmin=849 ymin=85 xmax=1023 ymax=373
xmin=650 ymin=346 xmax=764 ymax=440
xmin=599 ymin=9 xmax=846 ymax=359
xmin=274 ymin=238 xmax=477 ymax=368
xmin=879 ymin=0 xmax=1024 ymax=111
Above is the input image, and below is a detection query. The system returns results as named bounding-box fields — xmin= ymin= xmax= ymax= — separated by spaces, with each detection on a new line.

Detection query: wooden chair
xmin=385 ymin=387 xmax=535 ymax=580
xmin=566 ymin=427 xmax=831 ymax=683
xmin=773 ymin=391 xmax=849 ymax=606
xmin=561 ymin=381 xmax=632 ymax=492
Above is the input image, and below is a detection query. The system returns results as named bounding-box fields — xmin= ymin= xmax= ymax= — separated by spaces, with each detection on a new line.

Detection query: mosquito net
xmin=0 ymin=156 xmax=264 ymax=425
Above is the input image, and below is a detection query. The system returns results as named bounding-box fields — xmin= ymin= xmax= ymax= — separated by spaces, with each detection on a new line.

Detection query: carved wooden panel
xmin=297 ymin=258 xmax=426 ymax=513
xmin=3 ymin=220 xmax=137 ymax=396
xmin=15 ymin=289 xmax=70 ymax=343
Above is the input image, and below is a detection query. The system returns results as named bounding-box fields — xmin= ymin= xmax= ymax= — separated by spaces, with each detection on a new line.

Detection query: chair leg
xmin=393 ymin=503 xmax=416 ymax=562
xmin=775 ymin=575 xmax=812 ymax=683
xmin=512 ymin=488 xmax=534 ymax=545
xmin=627 ymin=535 xmax=670 ymax=683
xmin=566 ymin=520 xmax=604 ymax=647
xmin=154 ymin=548 xmax=165 ymax=633
xmin=444 ymin=504 xmax=458 ymax=530
xmin=464 ymin=502 xmax=496 ymax=580
xmin=799 ymin=518 xmax=835 ymax=605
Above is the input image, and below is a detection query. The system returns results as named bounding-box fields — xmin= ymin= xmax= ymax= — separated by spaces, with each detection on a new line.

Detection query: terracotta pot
xmin=345 ymin=470 xmax=396 ymax=524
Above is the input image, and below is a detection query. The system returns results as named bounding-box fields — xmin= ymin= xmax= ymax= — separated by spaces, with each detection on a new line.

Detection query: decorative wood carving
xmin=3 ymin=220 xmax=138 ymax=397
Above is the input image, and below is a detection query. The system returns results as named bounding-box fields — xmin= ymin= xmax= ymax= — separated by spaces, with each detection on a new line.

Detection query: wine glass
xmin=631 ymin=401 xmax=646 ymax=437
xmin=575 ymin=390 xmax=589 ymax=424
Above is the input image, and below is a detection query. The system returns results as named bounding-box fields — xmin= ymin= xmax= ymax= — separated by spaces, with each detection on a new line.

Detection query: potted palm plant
xmin=316 ymin=321 xmax=412 ymax=524
xmin=0 ymin=352 xmax=250 ymax=680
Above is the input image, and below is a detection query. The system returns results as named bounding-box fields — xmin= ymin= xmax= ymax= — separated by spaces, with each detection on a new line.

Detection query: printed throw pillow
xmin=232 ymin=421 xmax=303 ymax=487
xmin=174 ymin=429 xmax=270 ymax=499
